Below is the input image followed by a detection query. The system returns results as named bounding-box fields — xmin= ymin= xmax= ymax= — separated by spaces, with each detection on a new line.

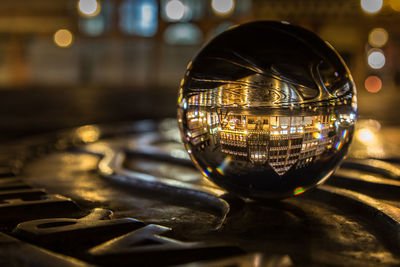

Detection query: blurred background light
xmin=161 ymin=0 xmax=204 ymax=22
xmin=360 ymin=0 xmax=383 ymax=14
xmin=78 ymin=0 xmax=101 ymax=17
xmin=120 ymin=0 xmax=158 ymax=37
xmin=165 ymin=0 xmax=185 ymax=21
xmin=81 ymin=17 xmax=105 ymax=36
xmin=356 ymin=128 xmax=375 ymax=143
xmin=164 ymin=23 xmax=203 ymax=45
xmin=80 ymin=0 xmax=113 ymax=36
xmin=364 ymin=75 xmax=382 ymax=93
xmin=367 ymin=49 xmax=385 ymax=69
xmin=368 ymin=28 xmax=388 ymax=47
xmin=211 ymin=0 xmax=235 ymax=16
xmin=389 ymin=0 xmax=400 ymax=11
xmin=53 ymin=29 xmax=73 ymax=48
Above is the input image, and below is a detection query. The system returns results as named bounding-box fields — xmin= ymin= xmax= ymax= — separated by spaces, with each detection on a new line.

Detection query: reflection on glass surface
xmin=177 ymin=21 xmax=357 ymax=199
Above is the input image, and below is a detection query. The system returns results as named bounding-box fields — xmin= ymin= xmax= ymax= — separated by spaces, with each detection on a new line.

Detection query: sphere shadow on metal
xmin=177 ymin=21 xmax=357 ymax=199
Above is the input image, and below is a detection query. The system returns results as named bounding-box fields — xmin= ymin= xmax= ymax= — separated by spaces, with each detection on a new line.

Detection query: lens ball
xmin=177 ymin=21 xmax=357 ymax=199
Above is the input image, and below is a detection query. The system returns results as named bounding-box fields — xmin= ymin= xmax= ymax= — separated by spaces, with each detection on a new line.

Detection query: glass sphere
xmin=177 ymin=21 xmax=357 ymax=199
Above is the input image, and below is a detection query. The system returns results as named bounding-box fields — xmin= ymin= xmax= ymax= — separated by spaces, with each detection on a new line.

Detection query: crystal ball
xmin=177 ymin=21 xmax=357 ymax=199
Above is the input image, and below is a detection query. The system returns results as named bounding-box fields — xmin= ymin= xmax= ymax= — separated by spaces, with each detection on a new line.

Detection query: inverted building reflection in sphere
xmin=177 ymin=21 xmax=357 ymax=199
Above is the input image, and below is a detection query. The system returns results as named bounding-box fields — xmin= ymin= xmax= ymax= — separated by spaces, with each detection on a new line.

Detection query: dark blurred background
xmin=0 ymin=0 xmax=399 ymax=139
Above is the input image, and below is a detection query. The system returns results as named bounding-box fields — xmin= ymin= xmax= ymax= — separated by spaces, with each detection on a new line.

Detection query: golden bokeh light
xmin=390 ymin=0 xmax=400 ymax=11
xmin=78 ymin=0 xmax=101 ymax=17
xmin=364 ymin=75 xmax=382 ymax=93
xmin=361 ymin=0 xmax=383 ymax=14
xmin=368 ymin=28 xmax=388 ymax=47
xmin=53 ymin=29 xmax=73 ymax=48
xmin=211 ymin=0 xmax=235 ymax=16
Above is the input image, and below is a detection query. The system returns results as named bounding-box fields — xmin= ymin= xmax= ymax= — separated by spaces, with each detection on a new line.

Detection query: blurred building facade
xmin=0 ymin=0 xmax=399 ymax=135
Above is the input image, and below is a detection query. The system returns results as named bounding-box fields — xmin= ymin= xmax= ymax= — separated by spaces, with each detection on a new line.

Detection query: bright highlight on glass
xmin=211 ymin=0 xmax=235 ymax=16
xmin=368 ymin=49 xmax=385 ymax=69
xmin=53 ymin=29 xmax=73 ymax=48
xmin=361 ymin=0 xmax=383 ymax=14
xmin=364 ymin=75 xmax=382 ymax=93
xmin=78 ymin=0 xmax=101 ymax=17
xmin=368 ymin=28 xmax=388 ymax=47
xmin=165 ymin=0 xmax=185 ymax=21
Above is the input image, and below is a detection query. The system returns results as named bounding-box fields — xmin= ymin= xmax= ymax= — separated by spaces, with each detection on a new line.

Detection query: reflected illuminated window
xmin=80 ymin=0 xmax=113 ymax=36
xmin=120 ymin=0 xmax=158 ymax=37
xmin=164 ymin=23 xmax=203 ymax=45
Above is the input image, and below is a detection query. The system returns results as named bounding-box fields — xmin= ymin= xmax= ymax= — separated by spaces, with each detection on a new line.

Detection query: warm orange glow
xmin=53 ymin=29 xmax=73 ymax=48
xmin=364 ymin=75 xmax=382 ymax=93
xmin=390 ymin=0 xmax=400 ymax=11
xmin=76 ymin=125 xmax=100 ymax=143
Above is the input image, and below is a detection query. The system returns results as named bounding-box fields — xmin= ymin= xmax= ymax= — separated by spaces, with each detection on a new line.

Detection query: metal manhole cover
xmin=1 ymin=119 xmax=400 ymax=266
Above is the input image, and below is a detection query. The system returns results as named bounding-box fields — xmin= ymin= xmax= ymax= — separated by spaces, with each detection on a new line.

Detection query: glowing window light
xmin=368 ymin=28 xmax=388 ymax=47
xmin=356 ymin=128 xmax=375 ymax=144
xmin=313 ymin=132 xmax=323 ymax=140
xmin=364 ymin=75 xmax=382 ymax=93
xmin=78 ymin=0 xmax=101 ymax=17
xmin=165 ymin=0 xmax=185 ymax=21
xmin=361 ymin=0 xmax=383 ymax=14
xmin=314 ymin=122 xmax=322 ymax=130
xmin=53 ymin=29 xmax=73 ymax=48
xmin=120 ymin=0 xmax=158 ymax=37
xmin=368 ymin=49 xmax=385 ymax=69
xmin=211 ymin=0 xmax=235 ymax=16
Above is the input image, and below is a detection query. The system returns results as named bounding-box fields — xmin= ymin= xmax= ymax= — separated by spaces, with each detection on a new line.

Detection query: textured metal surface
xmin=0 ymin=119 xmax=400 ymax=266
